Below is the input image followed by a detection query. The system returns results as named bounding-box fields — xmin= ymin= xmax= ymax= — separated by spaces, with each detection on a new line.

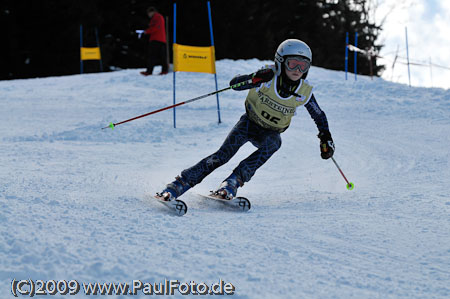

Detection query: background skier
xmin=158 ymin=39 xmax=335 ymax=200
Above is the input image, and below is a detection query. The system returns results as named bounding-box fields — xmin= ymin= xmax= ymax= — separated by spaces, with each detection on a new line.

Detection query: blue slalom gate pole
xmin=207 ymin=1 xmax=221 ymax=124
xmin=345 ymin=32 xmax=349 ymax=80
xmin=354 ymin=32 xmax=358 ymax=81
xmin=173 ymin=3 xmax=177 ymax=128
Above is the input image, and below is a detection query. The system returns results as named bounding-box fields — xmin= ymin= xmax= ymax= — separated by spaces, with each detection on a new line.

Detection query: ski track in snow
xmin=1 ymin=60 xmax=449 ymax=298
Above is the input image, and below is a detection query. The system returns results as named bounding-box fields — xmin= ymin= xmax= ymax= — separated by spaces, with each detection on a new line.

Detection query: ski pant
xmin=180 ymin=114 xmax=282 ymax=186
xmin=146 ymin=41 xmax=168 ymax=74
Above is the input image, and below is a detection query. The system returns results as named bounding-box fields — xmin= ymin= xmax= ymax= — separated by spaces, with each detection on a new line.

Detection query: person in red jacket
xmin=140 ymin=7 xmax=168 ymax=76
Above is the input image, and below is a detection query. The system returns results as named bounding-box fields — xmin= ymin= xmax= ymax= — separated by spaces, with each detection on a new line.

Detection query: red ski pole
xmin=101 ymin=80 xmax=252 ymax=130
xmin=331 ymin=156 xmax=354 ymax=190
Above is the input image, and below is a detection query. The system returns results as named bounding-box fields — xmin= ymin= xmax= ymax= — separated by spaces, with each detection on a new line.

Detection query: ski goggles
xmin=284 ymin=57 xmax=311 ymax=73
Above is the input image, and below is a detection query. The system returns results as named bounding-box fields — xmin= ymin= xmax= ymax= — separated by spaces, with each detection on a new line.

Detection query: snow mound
xmin=1 ymin=59 xmax=449 ymax=298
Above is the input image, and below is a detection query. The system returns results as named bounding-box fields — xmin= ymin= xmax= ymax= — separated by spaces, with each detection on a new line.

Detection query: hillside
xmin=1 ymin=60 xmax=449 ymax=298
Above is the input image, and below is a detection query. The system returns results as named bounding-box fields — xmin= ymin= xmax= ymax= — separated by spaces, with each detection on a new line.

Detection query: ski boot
xmin=159 ymin=176 xmax=191 ymax=201
xmin=214 ymin=173 xmax=243 ymax=200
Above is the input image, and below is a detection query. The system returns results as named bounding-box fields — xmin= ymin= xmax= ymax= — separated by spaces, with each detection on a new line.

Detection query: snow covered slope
xmin=1 ymin=60 xmax=449 ymax=298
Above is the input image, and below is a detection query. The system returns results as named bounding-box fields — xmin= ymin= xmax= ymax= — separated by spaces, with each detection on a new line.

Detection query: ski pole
xmin=331 ymin=156 xmax=354 ymax=190
xmin=101 ymin=80 xmax=252 ymax=130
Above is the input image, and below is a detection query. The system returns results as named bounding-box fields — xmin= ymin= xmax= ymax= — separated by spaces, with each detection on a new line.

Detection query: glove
xmin=229 ymin=74 xmax=253 ymax=90
xmin=229 ymin=68 xmax=274 ymax=91
xmin=251 ymin=68 xmax=274 ymax=84
xmin=318 ymin=130 xmax=335 ymax=159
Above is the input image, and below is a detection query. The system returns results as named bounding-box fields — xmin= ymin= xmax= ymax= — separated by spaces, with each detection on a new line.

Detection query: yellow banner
xmin=173 ymin=44 xmax=216 ymax=74
xmin=80 ymin=47 xmax=101 ymax=61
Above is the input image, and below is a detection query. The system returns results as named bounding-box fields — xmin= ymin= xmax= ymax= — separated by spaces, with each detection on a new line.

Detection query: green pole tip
xmin=346 ymin=182 xmax=355 ymax=190
xmin=109 ymin=122 xmax=115 ymax=130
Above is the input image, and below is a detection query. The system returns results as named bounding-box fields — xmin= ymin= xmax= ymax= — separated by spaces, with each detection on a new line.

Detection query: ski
xmin=154 ymin=194 xmax=188 ymax=216
xmin=198 ymin=193 xmax=251 ymax=212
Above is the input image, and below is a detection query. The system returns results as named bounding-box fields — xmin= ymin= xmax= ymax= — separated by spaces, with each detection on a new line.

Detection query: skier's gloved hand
xmin=230 ymin=74 xmax=253 ymax=90
xmin=230 ymin=68 xmax=274 ymax=91
xmin=251 ymin=68 xmax=274 ymax=85
xmin=318 ymin=130 xmax=335 ymax=159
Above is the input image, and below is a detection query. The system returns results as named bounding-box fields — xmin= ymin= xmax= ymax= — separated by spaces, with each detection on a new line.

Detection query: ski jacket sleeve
xmin=304 ymin=94 xmax=329 ymax=132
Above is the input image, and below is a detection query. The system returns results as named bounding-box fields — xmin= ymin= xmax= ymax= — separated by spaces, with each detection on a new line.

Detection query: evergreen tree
xmin=1 ymin=0 xmax=382 ymax=79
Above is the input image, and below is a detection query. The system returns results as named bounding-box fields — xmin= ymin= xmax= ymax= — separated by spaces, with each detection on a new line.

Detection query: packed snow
xmin=1 ymin=59 xmax=449 ymax=298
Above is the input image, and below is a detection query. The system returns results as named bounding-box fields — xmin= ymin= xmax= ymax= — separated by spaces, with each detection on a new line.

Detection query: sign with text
xmin=173 ymin=44 xmax=216 ymax=74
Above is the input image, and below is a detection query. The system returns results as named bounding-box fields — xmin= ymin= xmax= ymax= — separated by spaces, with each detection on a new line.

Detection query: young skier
xmin=158 ymin=39 xmax=335 ymax=201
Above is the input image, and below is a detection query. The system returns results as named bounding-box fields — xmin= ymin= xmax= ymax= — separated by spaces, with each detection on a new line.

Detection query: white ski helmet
xmin=274 ymin=39 xmax=312 ymax=76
